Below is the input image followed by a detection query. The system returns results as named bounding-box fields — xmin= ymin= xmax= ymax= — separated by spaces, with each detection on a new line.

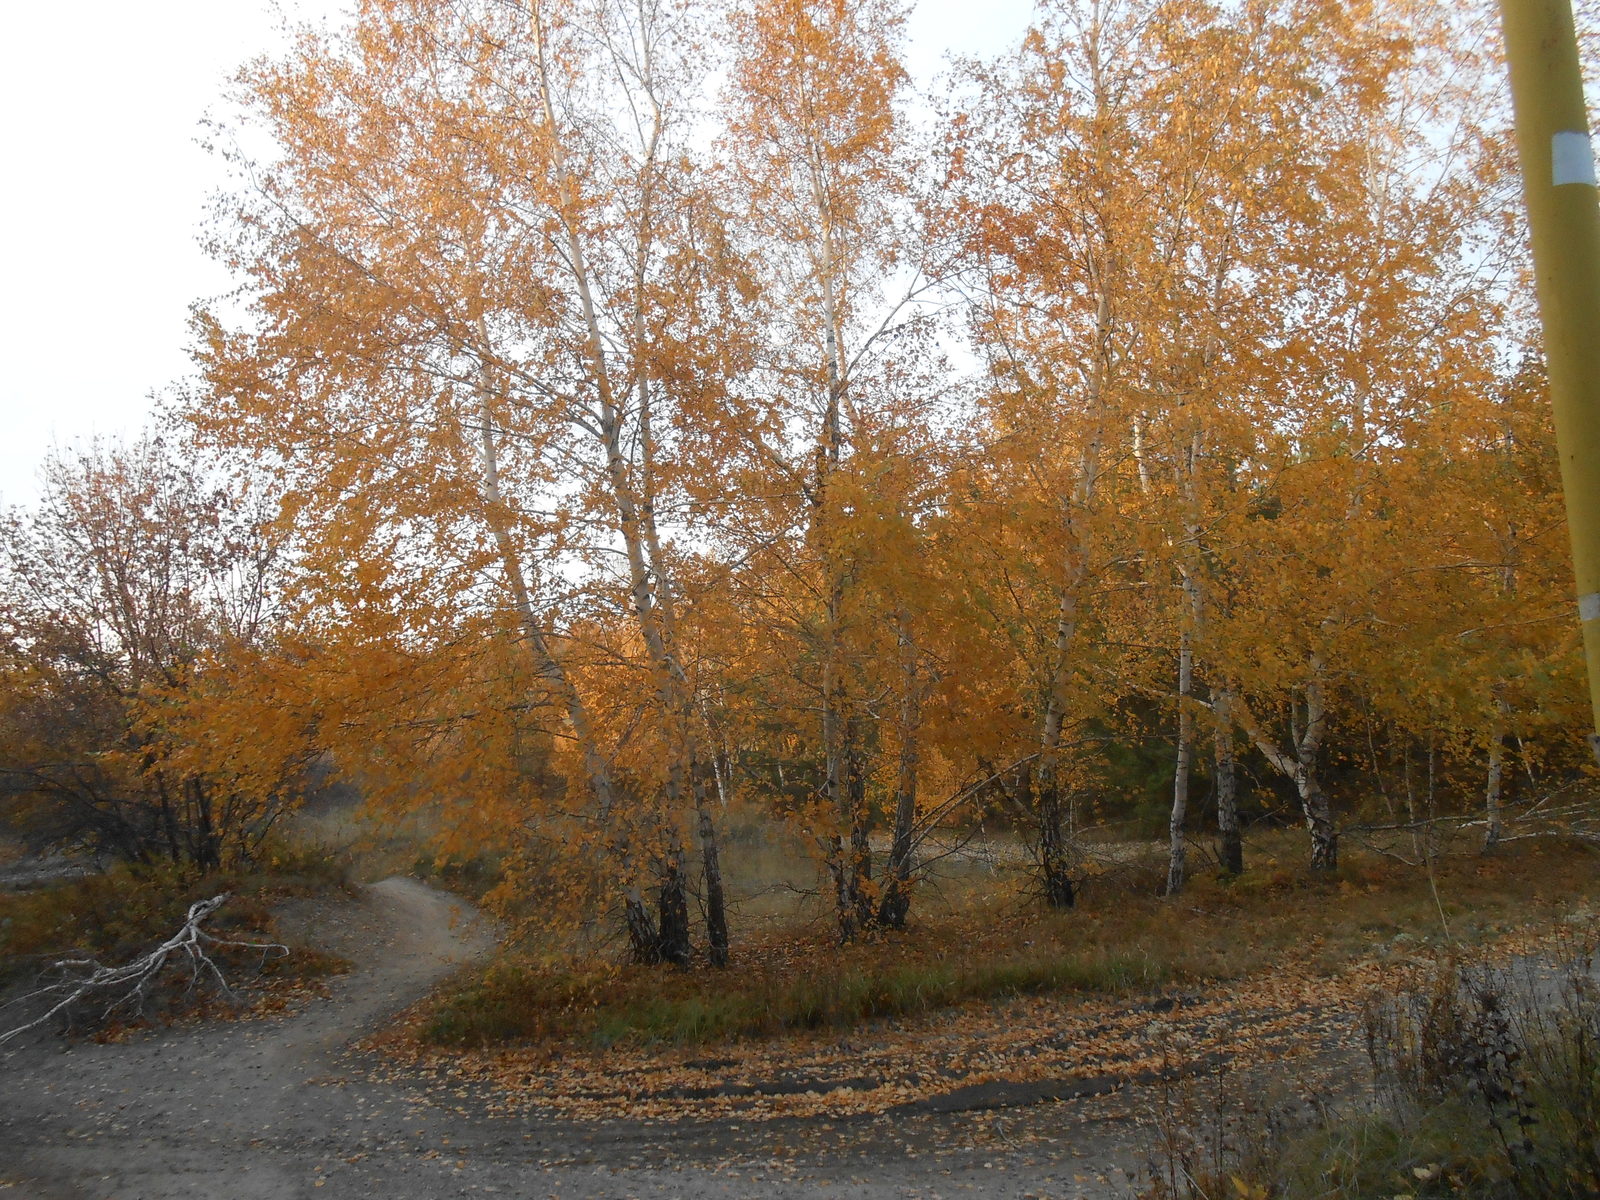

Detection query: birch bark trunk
xmin=1483 ymin=689 xmax=1509 ymax=852
xmin=1031 ymin=14 xmax=1121 ymax=910
xmin=1167 ymin=426 xmax=1205 ymax=896
xmin=1167 ymin=624 xmax=1194 ymax=896
xmin=878 ymin=613 xmax=922 ymax=930
xmin=1234 ymin=663 xmax=1337 ymax=871
xmin=1033 ymin=274 xmax=1112 ymax=910
xmin=1213 ymin=688 xmax=1243 ymax=876
xmin=472 ymin=378 xmax=660 ymax=957
xmin=530 ymin=6 xmax=728 ymax=964
xmin=806 ymin=166 xmax=876 ymax=942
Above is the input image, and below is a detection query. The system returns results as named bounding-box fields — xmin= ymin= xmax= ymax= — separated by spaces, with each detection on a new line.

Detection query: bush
xmin=0 ymin=436 xmax=312 ymax=871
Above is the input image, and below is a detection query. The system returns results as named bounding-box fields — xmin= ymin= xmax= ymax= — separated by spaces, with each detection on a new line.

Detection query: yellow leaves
xmin=154 ymin=0 xmax=1583 ymax=940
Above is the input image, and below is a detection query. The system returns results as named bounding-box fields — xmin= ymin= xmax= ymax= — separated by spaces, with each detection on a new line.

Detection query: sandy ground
xmin=0 ymin=878 xmax=1250 ymax=1200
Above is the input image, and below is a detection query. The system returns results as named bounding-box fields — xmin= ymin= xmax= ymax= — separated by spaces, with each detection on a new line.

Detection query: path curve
xmin=0 ymin=877 xmax=497 ymax=1199
xmin=0 ymin=878 xmax=1155 ymax=1199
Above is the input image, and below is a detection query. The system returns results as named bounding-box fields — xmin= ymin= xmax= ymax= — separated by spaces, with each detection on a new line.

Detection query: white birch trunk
xmin=530 ymin=8 xmax=725 ymax=963
xmin=1233 ymin=662 xmax=1337 ymax=871
xmin=1484 ymin=689 xmax=1509 ymax=852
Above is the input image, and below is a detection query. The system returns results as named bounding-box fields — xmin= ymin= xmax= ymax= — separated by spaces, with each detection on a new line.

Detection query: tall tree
xmin=198 ymin=0 xmax=756 ymax=964
xmin=943 ymin=0 xmax=1171 ymax=906
xmin=1204 ymin=0 xmax=1521 ymax=871
xmin=720 ymin=0 xmax=935 ymax=938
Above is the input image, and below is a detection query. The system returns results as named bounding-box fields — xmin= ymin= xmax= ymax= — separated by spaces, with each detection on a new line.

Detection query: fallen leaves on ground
xmin=363 ymin=951 xmax=1427 ymax=1125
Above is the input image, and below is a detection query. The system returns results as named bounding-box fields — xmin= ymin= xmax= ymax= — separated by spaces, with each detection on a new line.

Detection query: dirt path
xmin=0 ymin=878 xmax=1280 ymax=1200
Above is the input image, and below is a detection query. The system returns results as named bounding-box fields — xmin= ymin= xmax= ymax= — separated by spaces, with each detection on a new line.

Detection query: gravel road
xmin=0 ymin=877 xmax=1161 ymax=1200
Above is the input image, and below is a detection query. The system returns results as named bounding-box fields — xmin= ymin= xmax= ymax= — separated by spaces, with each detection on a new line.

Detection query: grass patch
xmin=416 ymin=835 xmax=1600 ymax=1052
xmin=422 ymin=931 xmax=1167 ymax=1048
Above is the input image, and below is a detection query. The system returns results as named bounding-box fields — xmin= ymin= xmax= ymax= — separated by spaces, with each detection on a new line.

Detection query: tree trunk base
xmin=1042 ymin=868 xmax=1076 ymax=909
xmin=877 ymin=879 xmax=911 ymax=931
xmin=656 ymin=866 xmax=692 ymax=967
xmin=1308 ymin=832 xmax=1338 ymax=872
xmin=1217 ymin=831 xmax=1244 ymax=877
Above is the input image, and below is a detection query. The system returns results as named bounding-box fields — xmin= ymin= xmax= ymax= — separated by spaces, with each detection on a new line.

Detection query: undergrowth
xmin=416 ymin=837 xmax=1600 ymax=1050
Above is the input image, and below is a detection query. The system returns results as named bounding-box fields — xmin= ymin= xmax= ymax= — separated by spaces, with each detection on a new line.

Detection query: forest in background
xmin=2 ymin=0 xmax=1595 ymax=969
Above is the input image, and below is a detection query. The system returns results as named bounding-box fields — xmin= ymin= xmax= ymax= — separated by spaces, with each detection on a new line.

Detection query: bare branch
xmin=0 ymin=893 xmax=287 ymax=1045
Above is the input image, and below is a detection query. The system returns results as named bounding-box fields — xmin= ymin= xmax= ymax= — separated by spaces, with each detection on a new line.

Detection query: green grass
xmin=421 ymin=939 xmax=1168 ymax=1048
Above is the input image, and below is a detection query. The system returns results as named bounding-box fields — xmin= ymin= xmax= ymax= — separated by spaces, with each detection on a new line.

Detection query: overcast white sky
xmin=0 ymin=0 xmax=1036 ymax=507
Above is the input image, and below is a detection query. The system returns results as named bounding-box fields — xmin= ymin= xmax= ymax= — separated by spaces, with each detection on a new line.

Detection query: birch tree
xmin=942 ymin=0 xmax=1166 ymax=907
xmin=198 ymin=0 xmax=753 ymax=964
xmin=720 ymin=0 xmax=938 ymax=939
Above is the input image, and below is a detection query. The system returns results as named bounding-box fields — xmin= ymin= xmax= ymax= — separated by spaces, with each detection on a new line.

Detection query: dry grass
xmin=0 ymin=844 xmax=353 ymax=1039
xmin=1148 ymin=937 xmax=1600 ymax=1200
xmin=285 ymin=803 xmax=440 ymax=885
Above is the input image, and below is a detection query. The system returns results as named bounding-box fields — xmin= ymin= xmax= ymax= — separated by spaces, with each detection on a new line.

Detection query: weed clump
xmin=1145 ymin=939 xmax=1600 ymax=1199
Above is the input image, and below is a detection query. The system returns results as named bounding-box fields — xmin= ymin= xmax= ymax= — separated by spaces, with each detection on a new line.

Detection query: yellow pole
xmin=1498 ymin=0 xmax=1600 ymax=761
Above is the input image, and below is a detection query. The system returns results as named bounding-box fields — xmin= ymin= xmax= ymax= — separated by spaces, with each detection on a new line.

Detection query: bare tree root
xmin=0 ymin=893 xmax=287 ymax=1045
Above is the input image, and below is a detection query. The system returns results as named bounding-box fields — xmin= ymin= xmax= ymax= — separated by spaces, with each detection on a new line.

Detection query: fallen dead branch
xmin=0 ymin=893 xmax=287 ymax=1045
